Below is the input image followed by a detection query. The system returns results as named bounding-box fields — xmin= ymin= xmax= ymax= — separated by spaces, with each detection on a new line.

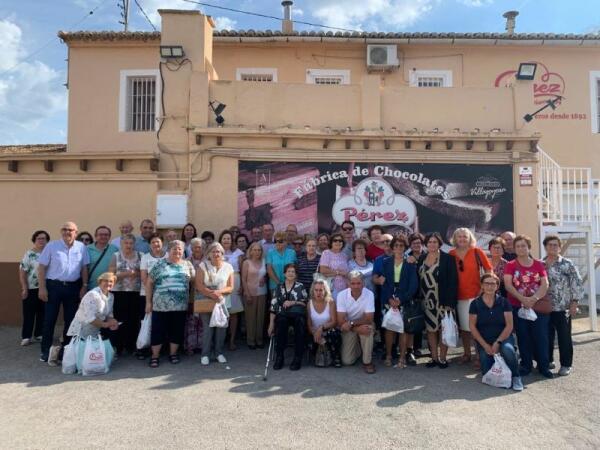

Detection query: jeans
xmin=476 ymin=335 xmax=519 ymax=377
xmin=548 ymin=311 xmax=573 ymax=367
xmin=22 ymin=288 xmax=45 ymax=339
xmin=275 ymin=314 xmax=306 ymax=360
xmin=516 ymin=312 xmax=550 ymax=373
xmin=41 ymin=279 xmax=81 ymax=357
xmin=201 ymin=313 xmax=226 ymax=358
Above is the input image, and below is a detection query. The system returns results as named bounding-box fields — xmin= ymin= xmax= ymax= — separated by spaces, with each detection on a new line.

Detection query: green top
xmin=87 ymin=243 xmax=119 ymax=290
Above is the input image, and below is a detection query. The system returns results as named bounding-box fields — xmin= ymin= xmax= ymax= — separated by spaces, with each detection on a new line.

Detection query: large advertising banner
xmin=238 ymin=161 xmax=513 ymax=245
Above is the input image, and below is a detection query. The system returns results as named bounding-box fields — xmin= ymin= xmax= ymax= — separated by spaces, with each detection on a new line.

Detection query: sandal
xmin=384 ymin=358 xmax=392 ymax=367
xmin=458 ymin=354 xmax=472 ymax=364
xmin=169 ymin=354 xmax=180 ymax=364
xmin=394 ymin=360 xmax=406 ymax=369
xmin=149 ymin=358 xmax=159 ymax=368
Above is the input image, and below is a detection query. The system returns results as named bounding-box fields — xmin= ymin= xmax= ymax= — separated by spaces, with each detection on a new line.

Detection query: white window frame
xmin=409 ymin=69 xmax=453 ymax=88
xmin=118 ymin=69 xmax=161 ymax=132
xmin=306 ymin=69 xmax=350 ymax=85
xmin=236 ymin=68 xmax=278 ymax=82
xmin=590 ymin=71 xmax=600 ymax=134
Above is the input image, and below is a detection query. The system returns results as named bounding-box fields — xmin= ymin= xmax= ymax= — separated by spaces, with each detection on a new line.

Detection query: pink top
xmin=504 ymin=259 xmax=547 ymax=308
xmin=243 ymin=259 xmax=267 ymax=296
xmin=320 ymin=249 xmax=349 ymax=294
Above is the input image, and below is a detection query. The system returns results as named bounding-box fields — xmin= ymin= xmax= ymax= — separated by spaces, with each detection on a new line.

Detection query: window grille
xmin=240 ymin=73 xmax=274 ymax=82
xmin=127 ymin=76 xmax=156 ymax=131
xmin=417 ymin=76 xmax=445 ymax=87
xmin=314 ymin=76 xmax=343 ymax=85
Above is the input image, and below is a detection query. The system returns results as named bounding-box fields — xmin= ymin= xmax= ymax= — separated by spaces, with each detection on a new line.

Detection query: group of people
xmin=19 ymin=218 xmax=584 ymax=390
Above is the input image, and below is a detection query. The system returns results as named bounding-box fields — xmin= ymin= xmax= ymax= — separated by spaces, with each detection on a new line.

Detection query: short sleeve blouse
xmin=449 ymin=247 xmax=492 ymax=300
xmin=320 ymin=249 xmax=350 ymax=294
xmin=503 ymin=259 xmax=547 ymax=308
xmin=20 ymin=249 xmax=41 ymax=289
xmin=149 ymin=259 xmax=195 ymax=311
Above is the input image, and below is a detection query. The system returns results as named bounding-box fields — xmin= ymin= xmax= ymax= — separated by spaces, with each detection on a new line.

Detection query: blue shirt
xmin=38 ymin=239 xmax=90 ymax=282
xmin=87 ymin=243 xmax=119 ymax=290
xmin=266 ymin=247 xmax=297 ymax=290
xmin=134 ymin=236 xmax=151 ymax=253
xmin=469 ymin=295 xmax=513 ymax=345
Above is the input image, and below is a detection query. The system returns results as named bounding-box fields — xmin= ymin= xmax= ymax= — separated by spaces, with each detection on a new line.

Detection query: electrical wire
xmin=134 ymin=0 xmax=157 ymax=31
xmin=181 ymin=0 xmax=362 ymax=33
xmin=1 ymin=0 xmax=111 ymax=76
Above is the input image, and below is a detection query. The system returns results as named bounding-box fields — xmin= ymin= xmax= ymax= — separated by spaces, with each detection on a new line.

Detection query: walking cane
xmin=263 ymin=337 xmax=274 ymax=381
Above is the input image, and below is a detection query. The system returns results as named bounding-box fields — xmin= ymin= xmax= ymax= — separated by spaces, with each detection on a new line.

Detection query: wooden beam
xmin=322 ymin=139 xmax=330 ymax=149
xmin=195 ymin=134 xmax=202 ymax=145
xmin=79 ymin=159 xmax=88 ymax=171
xmin=506 ymin=140 xmax=514 ymax=151
xmin=116 ymin=159 xmax=124 ymax=171
xmin=345 ymin=139 xmax=351 ymax=150
xmin=404 ymin=140 xmax=411 ymax=149
xmin=150 ymin=158 xmax=160 ymax=172
xmin=486 ymin=141 xmax=495 ymax=152
xmin=43 ymin=160 xmax=53 ymax=172
xmin=466 ymin=140 xmax=474 ymax=150
xmin=8 ymin=160 xmax=18 ymax=173
xmin=282 ymin=137 xmax=288 ymax=148
xmin=363 ymin=140 xmax=369 ymax=150
xmin=384 ymin=140 xmax=390 ymax=150
xmin=445 ymin=141 xmax=453 ymax=150
xmin=217 ymin=136 xmax=223 ymax=146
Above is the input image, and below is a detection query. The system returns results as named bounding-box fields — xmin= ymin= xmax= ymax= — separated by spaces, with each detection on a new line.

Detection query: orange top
xmin=449 ymin=247 xmax=492 ymax=301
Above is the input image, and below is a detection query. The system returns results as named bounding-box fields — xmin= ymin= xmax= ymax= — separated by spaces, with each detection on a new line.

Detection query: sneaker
xmin=512 ymin=376 xmax=524 ymax=391
xmin=548 ymin=362 xmax=556 ymax=370
xmin=200 ymin=356 xmax=210 ymax=366
xmin=405 ymin=352 xmax=417 ymax=366
xmin=20 ymin=338 xmax=31 ymax=346
xmin=217 ymin=354 xmax=227 ymax=364
xmin=558 ymin=366 xmax=572 ymax=376
xmin=540 ymin=370 xmax=554 ymax=379
xmin=33 ymin=336 xmax=42 ymax=342
xmin=48 ymin=346 xmax=60 ymax=367
xmin=39 ymin=354 xmax=48 ymax=362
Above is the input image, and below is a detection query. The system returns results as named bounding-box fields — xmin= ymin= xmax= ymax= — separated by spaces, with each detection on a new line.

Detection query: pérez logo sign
xmin=332 ymin=177 xmax=417 ymax=227
xmin=494 ymin=61 xmax=565 ymax=105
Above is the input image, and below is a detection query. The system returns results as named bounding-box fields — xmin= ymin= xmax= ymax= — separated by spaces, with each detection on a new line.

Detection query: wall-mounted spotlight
xmin=209 ymin=101 xmax=226 ymax=125
xmin=160 ymin=45 xmax=185 ymax=58
xmin=516 ymin=62 xmax=537 ymax=80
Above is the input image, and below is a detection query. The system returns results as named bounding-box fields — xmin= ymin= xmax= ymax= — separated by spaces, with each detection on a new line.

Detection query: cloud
xmin=0 ymin=20 xmax=66 ymax=143
xmin=456 ymin=0 xmax=493 ymax=6
xmin=139 ymin=0 xmax=194 ymax=27
xmin=306 ymin=0 xmax=438 ymax=31
xmin=214 ymin=16 xmax=237 ymax=30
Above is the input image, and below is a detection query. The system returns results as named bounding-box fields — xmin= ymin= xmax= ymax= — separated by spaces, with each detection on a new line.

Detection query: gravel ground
xmin=1 ymin=317 xmax=599 ymax=449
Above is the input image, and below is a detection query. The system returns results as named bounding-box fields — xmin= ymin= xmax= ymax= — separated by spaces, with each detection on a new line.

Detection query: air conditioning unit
xmin=366 ymin=44 xmax=400 ymax=71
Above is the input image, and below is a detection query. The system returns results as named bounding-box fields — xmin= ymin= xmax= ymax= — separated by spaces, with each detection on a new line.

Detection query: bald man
xmin=111 ymin=220 xmax=134 ymax=249
xmin=38 ymin=221 xmax=89 ymax=364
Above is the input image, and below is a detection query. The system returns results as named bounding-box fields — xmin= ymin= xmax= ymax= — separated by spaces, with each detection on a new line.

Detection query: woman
xmin=19 ymin=230 xmax=50 ymax=346
xmin=181 ymin=223 xmax=198 ymax=257
xmin=348 ymin=239 xmax=374 ymax=293
xmin=318 ymin=233 xmax=350 ymax=300
xmin=201 ymin=230 xmax=215 ymax=246
xmin=543 ymin=234 xmax=584 ymax=377
xmin=241 ymin=242 xmax=268 ymax=349
xmin=236 ymin=233 xmax=249 ymax=254
xmin=489 ymin=236 xmax=508 ymax=298
xmin=307 ymin=279 xmax=341 ymax=367
xmin=146 ymin=240 xmax=195 ymax=367
xmin=268 ymin=264 xmax=308 ymax=371
xmin=375 ymin=235 xmax=418 ymax=368
xmin=417 ymin=232 xmax=458 ymax=369
xmin=220 ymin=230 xmax=244 ymax=351
xmin=195 ymin=242 xmax=234 ymax=366
xmin=449 ymin=227 xmax=492 ymax=366
xmin=297 ymin=238 xmax=321 ymax=291
xmin=503 ymin=235 xmax=552 ymax=378
xmin=266 ymin=231 xmax=297 ymax=294
xmin=406 ymin=233 xmax=425 ymax=264
xmin=185 ymin=237 xmax=205 ymax=356
xmin=469 ymin=273 xmax=523 ymax=391
xmin=316 ymin=233 xmax=330 ymax=256
xmin=67 ymin=272 xmax=119 ymax=340
xmin=108 ymin=234 xmax=142 ymax=356
xmin=76 ymin=231 xmax=94 ymax=245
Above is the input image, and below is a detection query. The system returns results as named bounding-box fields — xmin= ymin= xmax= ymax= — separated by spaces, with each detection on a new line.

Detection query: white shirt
xmin=38 ymin=239 xmax=89 ymax=282
xmin=336 ymin=287 xmax=375 ymax=322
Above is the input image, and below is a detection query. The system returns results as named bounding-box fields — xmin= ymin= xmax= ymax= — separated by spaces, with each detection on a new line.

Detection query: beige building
xmin=1 ymin=5 xmax=599 ymax=327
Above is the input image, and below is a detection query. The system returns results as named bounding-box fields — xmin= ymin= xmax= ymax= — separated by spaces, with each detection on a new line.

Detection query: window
xmin=236 ymin=68 xmax=278 ymax=82
xmin=306 ymin=69 xmax=350 ymax=85
xmin=409 ymin=70 xmax=453 ymax=88
xmin=590 ymin=71 xmax=600 ymax=133
xmin=119 ymin=69 xmax=161 ymax=132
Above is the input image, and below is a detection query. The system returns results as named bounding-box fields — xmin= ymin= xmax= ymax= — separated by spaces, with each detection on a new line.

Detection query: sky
xmin=1 ymin=0 xmax=599 ymax=145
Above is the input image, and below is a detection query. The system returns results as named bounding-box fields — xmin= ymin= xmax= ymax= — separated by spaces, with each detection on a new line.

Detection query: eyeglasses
xmin=332 ymin=239 xmax=344 ymax=243
xmin=482 ymin=282 xmax=498 ymax=286
xmin=458 ymin=260 xmax=464 ymax=272
xmin=275 ymin=239 xmax=285 ymax=243
xmin=342 ymin=227 xmax=354 ymax=232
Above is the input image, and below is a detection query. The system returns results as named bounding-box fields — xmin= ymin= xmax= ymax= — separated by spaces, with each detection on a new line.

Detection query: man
xmin=164 ymin=229 xmax=178 ymax=244
xmin=250 ymin=226 xmax=262 ymax=243
xmin=337 ymin=271 xmax=376 ymax=374
xmin=340 ymin=220 xmax=356 ymax=259
xmin=110 ymin=220 xmax=133 ymax=249
xmin=285 ymin=224 xmax=298 ymax=248
xmin=501 ymin=231 xmax=517 ymax=261
xmin=135 ymin=219 xmax=155 ymax=253
xmin=38 ymin=221 xmax=89 ymax=364
xmin=87 ymin=225 xmax=118 ymax=290
xmin=366 ymin=225 xmax=386 ymax=261
xmin=260 ymin=222 xmax=275 ymax=255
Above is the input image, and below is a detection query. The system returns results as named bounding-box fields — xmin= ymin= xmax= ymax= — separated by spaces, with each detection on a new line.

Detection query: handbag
xmin=402 ymin=299 xmax=425 ymax=334
xmin=533 ymin=295 xmax=553 ymax=315
xmin=194 ymin=299 xmax=217 ymax=313
xmin=314 ymin=343 xmax=332 ymax=368
xmin=474 ymin=249 xmax=485 ymax=278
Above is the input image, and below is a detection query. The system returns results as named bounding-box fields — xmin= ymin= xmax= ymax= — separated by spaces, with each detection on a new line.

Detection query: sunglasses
xmin=342 ymin=227 xmax=354 ymax=232
xmin=293 ymin=242 xmax=303 ymax=246
xmin=275 ymin=239 xmax=285 ymax=243
xmin=332 ymin=239 xmax=344 ymax=243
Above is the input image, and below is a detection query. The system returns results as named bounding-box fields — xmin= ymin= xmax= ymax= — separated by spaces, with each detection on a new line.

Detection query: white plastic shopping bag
xmin=441 ymin=311 xmax=459 ymax=347
xmin=518 ymin=307 xmax=537 ymax=321
xmin=81 ymin=335 xmax=108 ymax=376
xmin=136 ymin=313 xmax=152 ymax=350
xmin=382 ymin=308 xmax=404 ymax=333
xmin=209 ymin=300 xmax=229 ymax=328
xmin=61 ymin=337 xmax=79 ymax=375
xmin=482 ymin=354 xmax=512 ymax=389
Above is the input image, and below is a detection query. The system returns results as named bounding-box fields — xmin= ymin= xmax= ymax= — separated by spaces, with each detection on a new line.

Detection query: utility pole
xmin=118 ymin=0 xmax=130 ymax=31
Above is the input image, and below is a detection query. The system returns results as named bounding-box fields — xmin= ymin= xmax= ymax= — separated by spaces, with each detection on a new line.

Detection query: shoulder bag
xmin=194 ymin=262 xmax=217 ymax=314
